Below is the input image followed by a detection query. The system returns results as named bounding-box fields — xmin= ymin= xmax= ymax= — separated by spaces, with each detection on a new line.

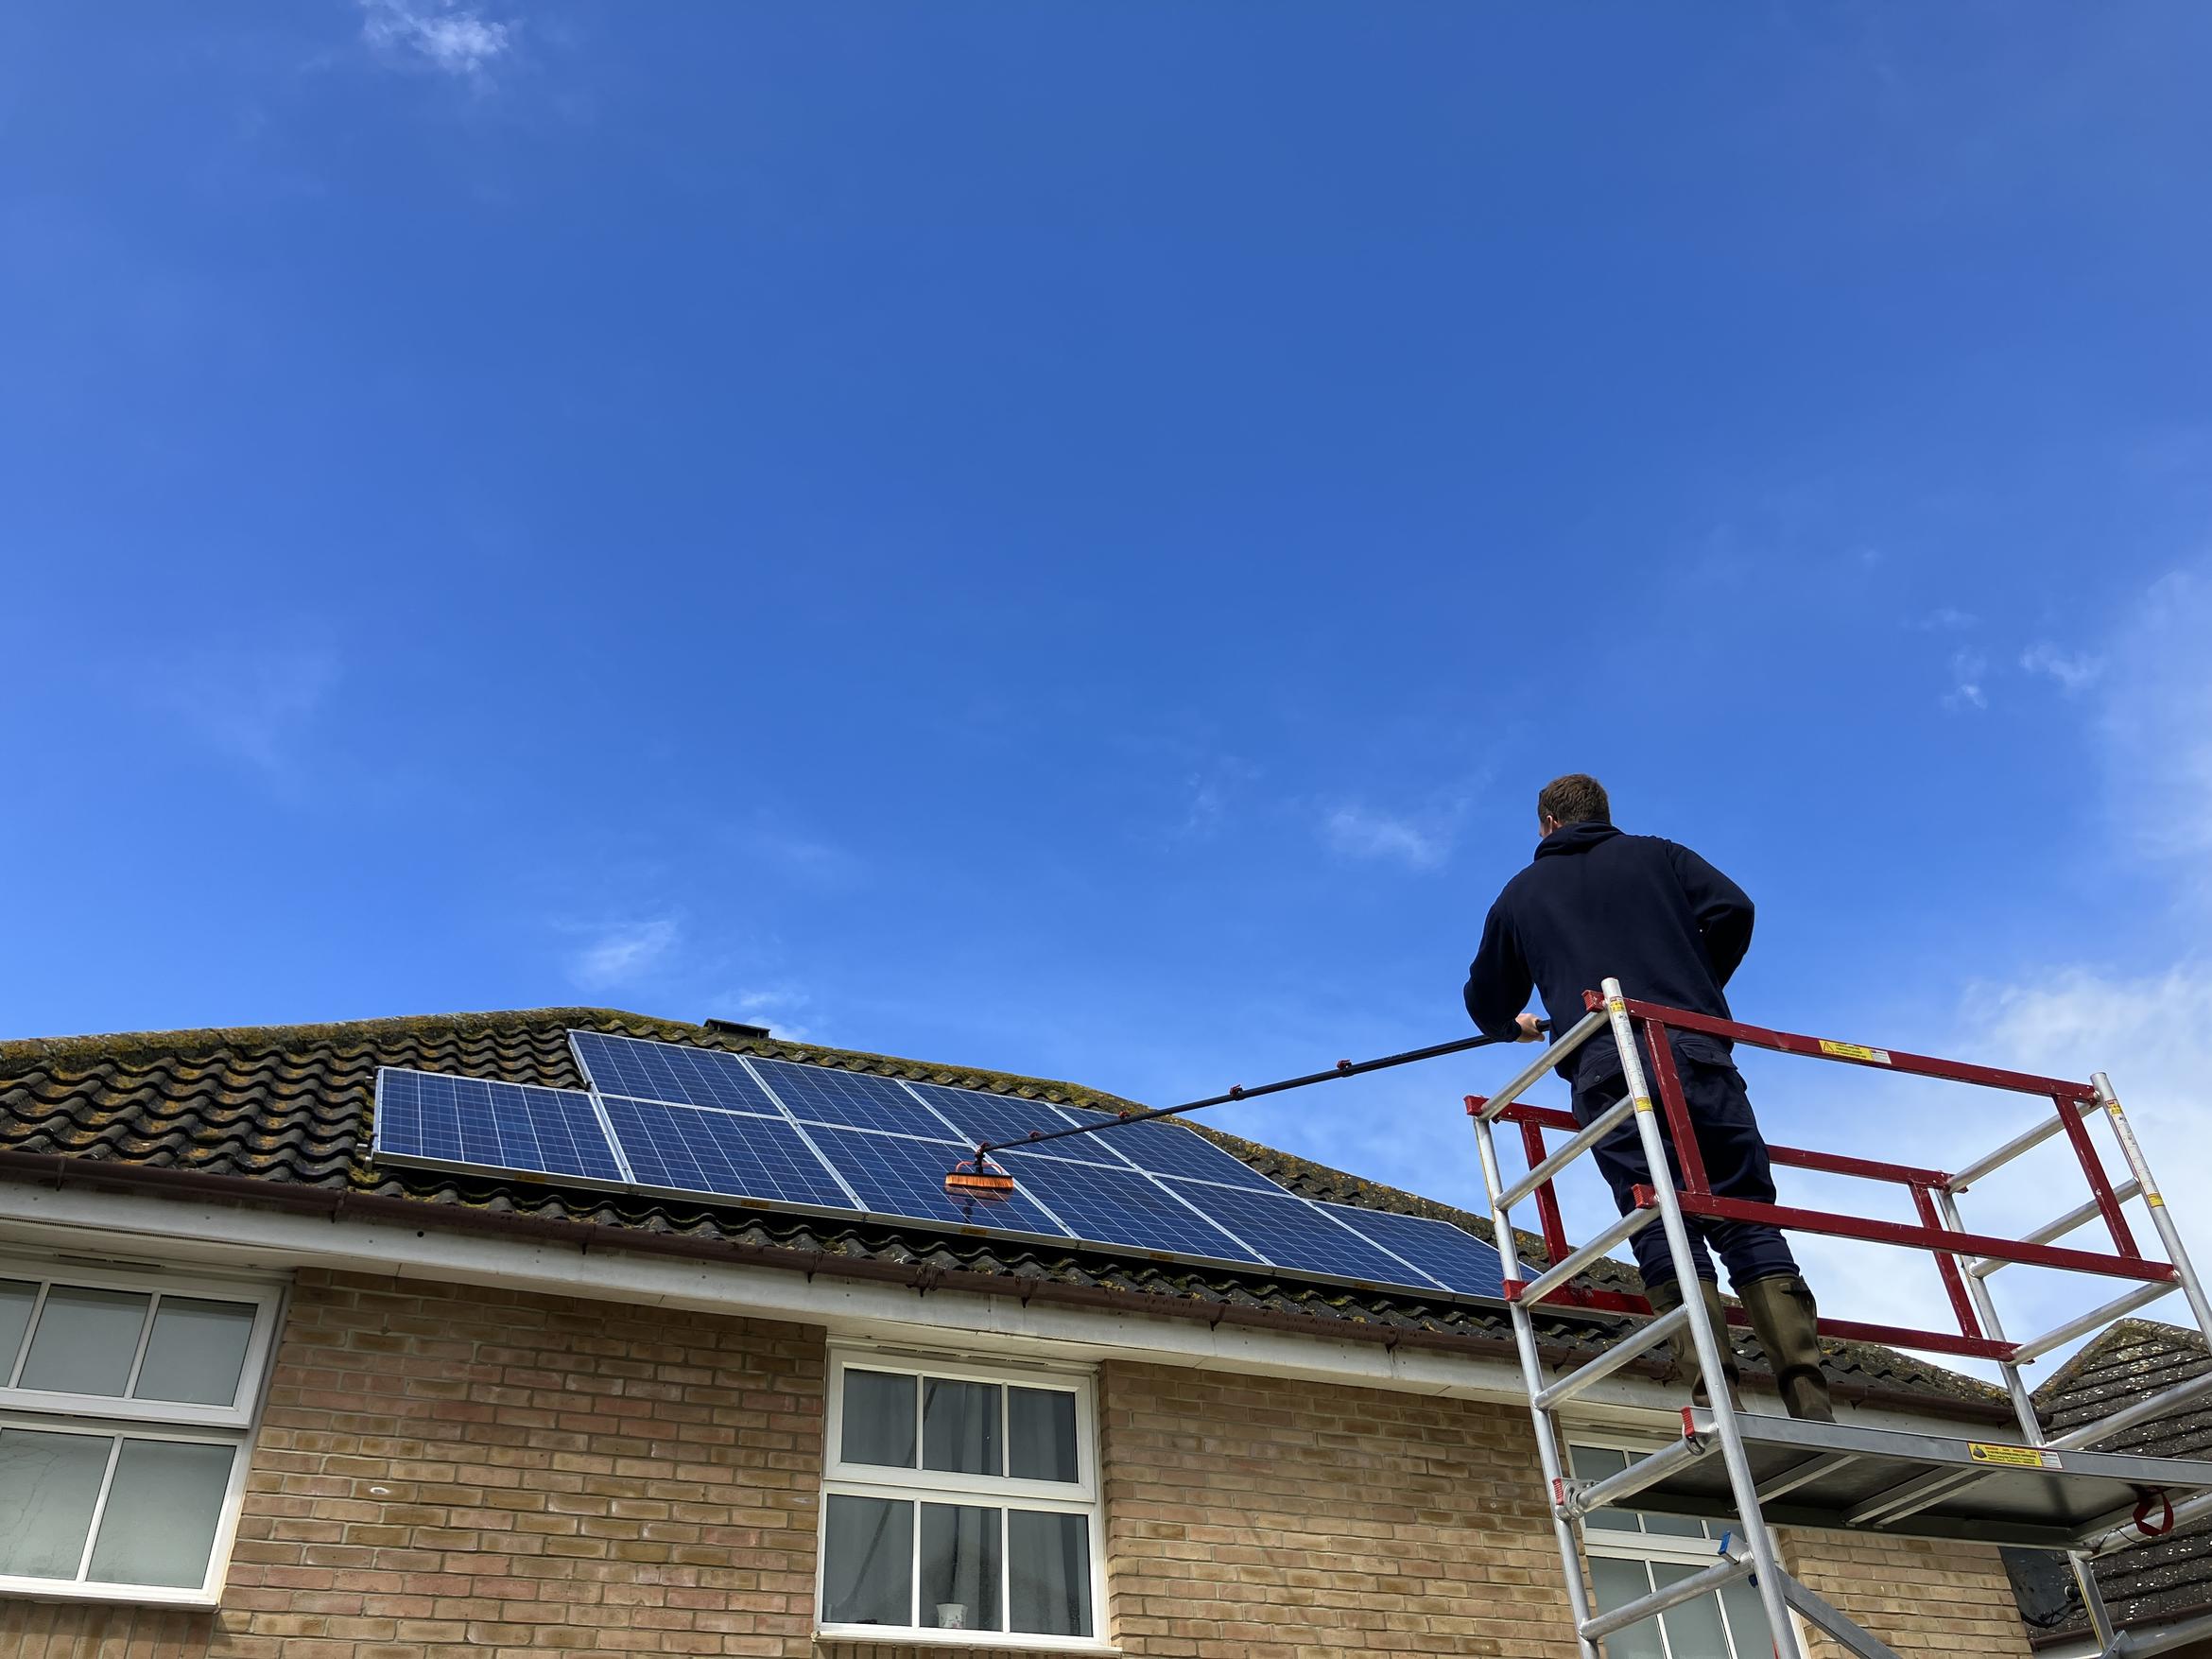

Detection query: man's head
xmin=1536 ymin=773 xmax=1611 ymax=837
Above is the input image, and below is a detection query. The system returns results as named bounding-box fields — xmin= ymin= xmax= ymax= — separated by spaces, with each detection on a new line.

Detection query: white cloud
xmin=1322 ymin=804 xmax=1453 ymax=872
xmin=568 ymin=918 xmax=679 ymax=992
xmin=161 ymin=639 xmax=340 ymax=772
xmin=1941 ymin=648 xmax=1989 ymax=711
xmin=2020 ymin=641 xmax=2104 ymax=694
xmin=359 ymin=0 xmax=513 ymax=79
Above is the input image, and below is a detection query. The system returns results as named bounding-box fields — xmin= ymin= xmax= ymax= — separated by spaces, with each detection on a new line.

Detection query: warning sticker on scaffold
xmin=1817 ymin=1039 xmax=1893 ymax=1065
xmin=1967 ymin=1443 xmax=2062 ymax=1470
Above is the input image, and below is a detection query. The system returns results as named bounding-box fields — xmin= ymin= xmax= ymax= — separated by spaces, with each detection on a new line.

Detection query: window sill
xmin=0 ymin=1579 xmax=219 ymax=1611
xmin=814 ymin=1633 xmax=1118 ymax=1657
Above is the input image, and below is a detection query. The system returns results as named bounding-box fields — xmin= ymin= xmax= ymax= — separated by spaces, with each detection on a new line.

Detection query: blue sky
xmin=8 ymin=3 xmax=2211 ymax=1360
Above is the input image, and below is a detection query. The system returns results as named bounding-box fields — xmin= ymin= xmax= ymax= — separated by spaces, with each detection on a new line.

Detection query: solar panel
xmin=1152 ymin=1179 xmax=1421 ymax=1284
xmin=571 ymin=1030 xmax=783 ymax=1115
xmin=906 ymin=1081 xmax=1105 ymax=1149
xmin=907 ymin=1081 xmax=1280 ymax=1192
xmin=805 ymin=1125 xmax=1074 ymax=1238
xmin=549 ymin=1030 xmax=1509 ymax=1302
xmin=601 ymin=1095 xmax=855 ymax=1210
xmin=997 ymin=1153 xmax=1254 ymax=1263
xmin=1329 ymin=1206 xmax=1507 ymax=1299
xmin=750 ymin=1059 xmax=952 ymax=1136
xmin=374 ymin=1069 xmax=625 ymax=1184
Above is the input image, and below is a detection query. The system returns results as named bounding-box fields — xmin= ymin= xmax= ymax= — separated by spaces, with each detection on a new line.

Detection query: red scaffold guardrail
xmin=1466 ymin=992 xmax=2176 ymax=1363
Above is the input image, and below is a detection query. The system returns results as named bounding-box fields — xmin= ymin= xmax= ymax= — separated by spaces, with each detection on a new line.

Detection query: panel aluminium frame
xmin=561 ymin=1032 xmax=1513 ymax=1310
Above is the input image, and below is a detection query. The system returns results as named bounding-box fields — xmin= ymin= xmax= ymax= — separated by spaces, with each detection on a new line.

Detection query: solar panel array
xmin=371 ymin=1031 xmax=1505 ymax=1301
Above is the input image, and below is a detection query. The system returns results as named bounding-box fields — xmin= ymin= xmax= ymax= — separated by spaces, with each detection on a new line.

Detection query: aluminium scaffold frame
xmin=1466 ymin=977 xmax=2212 ymax=1659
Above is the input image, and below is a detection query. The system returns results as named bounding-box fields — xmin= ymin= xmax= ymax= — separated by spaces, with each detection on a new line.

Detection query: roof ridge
xmin=0 ymin=1006 xmax=1145 ymax=1114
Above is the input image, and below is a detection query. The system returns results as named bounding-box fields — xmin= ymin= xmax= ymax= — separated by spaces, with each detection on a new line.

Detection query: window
xmin=1568 ymin=1438 xmax=1776 ymax=1659
xmin=820 ymin=1350 xmax=1104 ymax=1648
xmin=0 ymin=1258 xmax=282 ymax=1605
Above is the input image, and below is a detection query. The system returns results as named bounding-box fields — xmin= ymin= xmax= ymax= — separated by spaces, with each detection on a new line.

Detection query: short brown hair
xmin=1538 ymin=773 xmax=1610 ymax=827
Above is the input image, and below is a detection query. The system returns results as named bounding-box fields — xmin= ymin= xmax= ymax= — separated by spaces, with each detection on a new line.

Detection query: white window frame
xmin=1568 ymin=1427 xmax=1773 ymax=1659
xmin=817 ymin=1346 xmax=1111 ymax=1652
xmin=0 ymin=1252 xmax=284 ymax=1608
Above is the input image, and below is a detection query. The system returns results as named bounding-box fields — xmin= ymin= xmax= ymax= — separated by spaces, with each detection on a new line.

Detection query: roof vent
xmin=704 ymin=1017 xmax=771 ymax=1039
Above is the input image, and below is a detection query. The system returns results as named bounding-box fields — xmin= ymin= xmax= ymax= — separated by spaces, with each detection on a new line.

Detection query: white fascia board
xmin=0 ymin=1182 xmax=1994 ymax=1439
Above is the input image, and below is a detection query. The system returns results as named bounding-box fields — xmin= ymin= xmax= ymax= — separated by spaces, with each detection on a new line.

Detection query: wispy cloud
xmin=160 ymin=639 xmax=341 ymax=773
xmin=2019 ymin=641 xmax=2104 ymax=694
xmin=358 ymin=0 xmax=514 ymax=81
xmin=1940 ymin=648 xmax=1989 ymax=712
xmin=567 ymin=918 xmax=680 ymax=992
xmin=1908 ymin=606 xmax=1979 ymax=631
xmin=1321 ymin=804 xmax=1455 ymax=872
xmin=2099 ymin=562 xmax=2212 ymax=871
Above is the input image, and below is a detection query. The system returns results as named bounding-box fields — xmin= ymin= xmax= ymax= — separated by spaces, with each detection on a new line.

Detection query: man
xmin=1463 ymin=773 xmax=1832 ymax=1422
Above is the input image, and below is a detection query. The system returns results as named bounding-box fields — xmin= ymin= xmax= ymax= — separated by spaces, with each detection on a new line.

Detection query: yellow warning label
xmin=1818 ymin=1039 xmax=1893 ymax=1065
xmin=1633 ymin=1096 xmax=1655 ymax=1115
xmin=1967 ymin=1443 xmax=2060 ymax=1470
xmin=2148 ymin=1193 xmax=2167 ymax=1208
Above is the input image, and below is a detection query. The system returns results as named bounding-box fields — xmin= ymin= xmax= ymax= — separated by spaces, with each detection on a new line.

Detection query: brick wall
xmin=0 ymin=1270 xmax=826 ymax=1659
xmin=1097 ymin=1360 xmax=2033 ymax=1659
xmin=1784 ymin=1525 xmax=2031 ymax=1657
xmin=1098 ymin=1359 xmax=1581 ymax=1657
xmin=0 ymin=1273 xmax=2034 ymax=1659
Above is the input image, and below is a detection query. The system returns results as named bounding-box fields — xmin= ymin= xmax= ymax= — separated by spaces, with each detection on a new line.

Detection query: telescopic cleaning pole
xmin=943 ymin=1023 xmax=1547 ymax=1200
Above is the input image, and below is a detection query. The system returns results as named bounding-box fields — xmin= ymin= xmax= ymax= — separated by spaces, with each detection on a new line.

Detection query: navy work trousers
xmin=1570 ymin=1034 xmax=1798 ymax=1290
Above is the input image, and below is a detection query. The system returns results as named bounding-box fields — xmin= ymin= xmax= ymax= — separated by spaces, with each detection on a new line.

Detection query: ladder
xmin=1467 ymin=977 xmax=2212 ymax=1659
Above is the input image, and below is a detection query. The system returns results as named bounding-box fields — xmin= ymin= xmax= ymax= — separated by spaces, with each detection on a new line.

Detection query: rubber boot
xmin=1645 ymin=1278 xmax=1742 ymax=1410
xmin=1738 ymin=1273 xmax=1835 ymax=1423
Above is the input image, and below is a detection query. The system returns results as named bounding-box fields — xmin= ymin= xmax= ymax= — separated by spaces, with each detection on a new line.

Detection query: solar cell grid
xmin=603 ymin=1096 xmax=853 ymax=1209
xmin=1154 ymin=1180 xmax=1425 ymax=1285
xmin=1330 ymin=1207 xmax=1506 ymax=1299
xmin=805 ymin=1126 xmax=1074 ymax=1238
xmin=999 ymin=1154 xmax=1258 ymax=1265
xmin=906 ymin=1082 xmax=1097 ymax=1149
xmin=375 ymin=1069 xmax=625 ymax=1184
xmin=749 ymin=1058 xmax=949 ymax=1135
xmin=571 ymin=1031 xmax=781 ymax=1115
xmin=909 ymin=1081 xmax=1278 ymax=1192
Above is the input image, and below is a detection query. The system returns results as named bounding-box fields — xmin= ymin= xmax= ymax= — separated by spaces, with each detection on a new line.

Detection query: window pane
xmin=0 ymin=1426 xmax=112 ymax=1580
xmin=1719 ymin=1571 xmax=1773 ymax=1652
xmin=921 ymin=1503 xmax=1001 ymax=1632
xmin=86 ymin=1439 xmax=233 ymax=1588
xmin=1642 ymin=1507 xmax=1707 ymax=1539
xmin=841 ymin=1370 xmax=917 ymax=1469
xmin=0 ymin=1279 xmax=36 ymax=1381
xmin=1587 ymin=1555 xmax=1664 ymax=1659
xmin=1009 ymin=1388 xmax=1079 ymax=1483
xmin=1653 ymin=1563 xmax=1734 ymax=1655
xmin=822 ymin=1495 xmax=912 ymax=1625
xmin=133 ymin=1298 xmax=257 ymax=1407
xmin=924 ymin=1377 xmax=1001 ymax=1477
xmin=1008 ymin=1509 xmax=1092 ymax=1637
xmin=18 ymin=1286 xmax=151 ymax=1396
xmin=1567 ymin=1443 xmax=1641 ymax=1534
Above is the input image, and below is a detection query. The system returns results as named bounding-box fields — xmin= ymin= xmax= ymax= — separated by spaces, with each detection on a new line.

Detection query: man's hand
xmin=1515 ymin=1012 xmax=1543 ymax=1043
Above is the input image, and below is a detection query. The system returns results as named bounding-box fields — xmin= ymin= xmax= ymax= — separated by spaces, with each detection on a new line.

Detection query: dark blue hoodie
xmin=1464 ymin=821 xmax=1754 ymax=1085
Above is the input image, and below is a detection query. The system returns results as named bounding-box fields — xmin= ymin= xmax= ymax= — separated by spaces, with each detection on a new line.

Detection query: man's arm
xmin=1666 ymin=840 xmax=1755 ymax=986
xmin=1463 ymin=896 xmax=1533 ymax=1041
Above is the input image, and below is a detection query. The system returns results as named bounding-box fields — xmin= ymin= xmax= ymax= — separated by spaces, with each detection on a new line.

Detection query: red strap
xmin=2134 ymin=1491 xmax=2176 ymax=1538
